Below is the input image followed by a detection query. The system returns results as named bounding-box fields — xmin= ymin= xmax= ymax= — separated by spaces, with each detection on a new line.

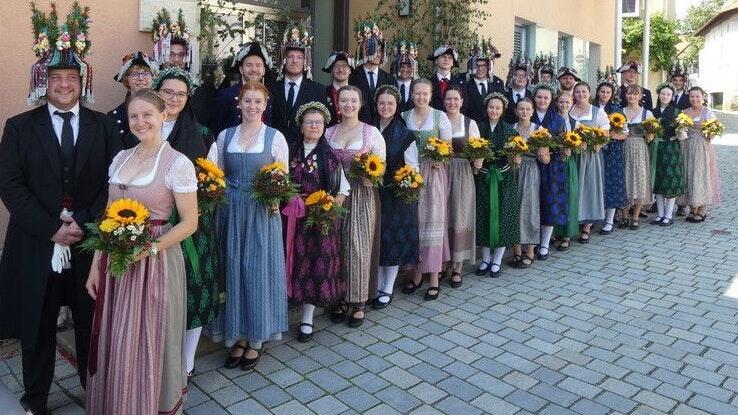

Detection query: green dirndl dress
xmin=652 ymin=105 xmax=686 ymax=197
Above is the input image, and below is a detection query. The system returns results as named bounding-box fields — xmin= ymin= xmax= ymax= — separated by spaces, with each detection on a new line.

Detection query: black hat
xmin=114 ymin=51 xmax=157 ymax=82
xmin=322 ymin=51 xmax=355 ymax=73
xmin=233 ymin=41 xmax=273 ymax=69
xmin=557 ymin=67 xmax=580 ymax=81
xmin=428 ymin=45 xmax=459 ymax=68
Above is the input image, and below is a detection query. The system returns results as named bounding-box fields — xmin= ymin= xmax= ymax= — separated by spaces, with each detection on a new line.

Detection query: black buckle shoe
xmin=424 ymin=286 xmax=440 ymax=301
xmin=224 ymin=344 xmax=247 ymax=369
xmin=401 ymin=277 xmax=424 ymax=294
xmin=297 ymin=323 xmax=314 ymax=343
xmin=240 ymin=348 xmax=261 ymax=371
xmin=489 ymin=263 xmax=501 ymax=278
xmin=370 ymin=291 xmax=393 ymax=309
xmin=329 ymin=301 xmax=348 ymax=323
xmin=449 ymin=272 xmax=463 ymax=288
xmin=348 ymin=307 xmax=365 ymax=328
xmin=475 ymin=261 xmax=490 ymax=276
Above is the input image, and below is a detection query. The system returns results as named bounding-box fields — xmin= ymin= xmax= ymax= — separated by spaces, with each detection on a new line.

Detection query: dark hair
xmin=444 ymin=84 xmax=465 ymax=100
xmin=337 ymin=85 xmax=364 ymax=106
xmin=515 ymin=96 xmax=534 ymax=108
xmin=154 ymin=73 xmax=192 ymax=93
xmin=688 ymin=86 xmax=706 ymax=96
xmin=128 ymin=88 xmax=166 ymax=112
xmin=573 ymin=81 xmax=591 ymax=93
xmin=595 ymin=83 xmax=616 ymax=104
xmin=170 ymin=38 xmax=188 ymax=49
xmin=374 ymin=84 xmax=400 ymax=106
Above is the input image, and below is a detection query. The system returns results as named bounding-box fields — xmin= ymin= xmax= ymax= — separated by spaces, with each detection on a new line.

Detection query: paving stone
xmin=633 ymin=390 xmax=678 ymax=413
xmin=285 ymin=379 xmax=326 ymax=403
xmin=435 ymin=396 xmax=484 ymax=415
xmin=272 ymin=400 xmax=316 ymax=415
xmin=376 ymin=385 xmax=422 ymax=413
xmin=570 ymin=399 xmax=611 ymax=415
xmin=210 ymin=385 xmax=247 ymax=407
xmin=307 ymin=395 xmax=349 ymax=415
xmin=529 ymin=383 xmax=579 ymax=407
xmin=306 ymin=368 xmax=352 ymax=394
xmin=187 ymin=400 xmax=229 ymax=415
xmin=408 ymin=381 xmax=448 ymax=404
xmin=226 ymin=398 xmax=271 ymax=415
xmin=379 ymin=366 xmax=421 ymax=389
xmin=503 ymin=389 xmax=548 ymax=412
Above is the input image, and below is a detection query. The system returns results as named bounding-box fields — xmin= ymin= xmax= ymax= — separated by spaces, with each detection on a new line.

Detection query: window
xmin=558 ymin=35 xmax=572 ymax=68
xmin=514 ymin=24 xmax=526 ymax=58
xmin=622 ymin=0 xmax=639 ymax=17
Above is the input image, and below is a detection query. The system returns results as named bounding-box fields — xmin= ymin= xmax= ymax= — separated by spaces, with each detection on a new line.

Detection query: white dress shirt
xmin=436 ymin=72 xmax=451 ymax=82
xmin=511 ymin=88 xmax=527 ymax=103
xmin=284 ymin=75 xmax=304 ymax=106
xmin=47 ymin=102 xmax=80 ymax=145
xmin=397 ymin=79 xmax=412 ymax=102
xmin=162 ymin=120 xmax=176 ymax=140
xmin=475 ymin=78 xmax=489 ymax=96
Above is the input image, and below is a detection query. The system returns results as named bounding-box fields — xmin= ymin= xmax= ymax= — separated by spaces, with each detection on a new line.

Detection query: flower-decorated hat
xmin=280 ymin=21 xmax=314 ymax=79
xmin=390 ymin=39 xmax=419 ymax=79
xmin=557 ymin=66 xmax=580 ymax=82
xmin=233 ymin=41 xmax=273 ymax=69
xmin=532 ymin=52 xmax=555 ymax=84
xmin=354 ymin=20 xmax=386 ymax=66
xmin=428 ymin=44 xmax=460 ymax=67
xmin=505 ymin=54 xmax=533 ymax=89
xmin=617 ymin=60 xmax=641 ymax=74
xmin=322 ymin=51 xmax=355 ymax=73
xmin=151 ymin=8 xmax=193 ymax=73
xmin=668 ymin=61 xmax=688 ymax=80
xmin=114 ymin=51 xmax=158 ymax=82
xmin=295 ymin=101 xmax=331 ymax=125
xmin=28 ymin=1 xmax=93 ymax=105
xmin=467 ymin=38 xmax=501 ymax=80
xmin=152 ymin=66 xmax=198 ymax=92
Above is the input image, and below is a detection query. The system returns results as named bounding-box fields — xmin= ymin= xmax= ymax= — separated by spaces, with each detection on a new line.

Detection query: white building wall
xmin=699 ymin=14 xmax=738 ymax=110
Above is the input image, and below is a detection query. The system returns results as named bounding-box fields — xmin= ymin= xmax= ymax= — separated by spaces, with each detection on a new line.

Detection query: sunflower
xmin=608 ymin=113 xmax=626 ymax=129
xmin=364 ymin=154 xmax=385 ymax=177
xmin=195 ymin=157 xmax=225 ymax=179
xmin=436 ymin=141 xmax=452 ymax=156
xmin=305 ymin=190 xmax=328 ymax=206
xmin=563 ymin=132 xmax=583 ymax=147
xmin=261 ymin=161 xmax=288 ymax=173
xmin=99 ymin=218 xmax=120 ymax=233
xmin=106 ymin=198 xmax=149 ymax=225
xmin=321 ymin=199 xmax=334 ymax=211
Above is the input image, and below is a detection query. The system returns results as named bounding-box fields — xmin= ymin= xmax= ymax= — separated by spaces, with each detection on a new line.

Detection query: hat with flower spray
xmin=390 ymin=39 xmax=419 ymax=79
xmin=151 ymin=8 xmax=194 ymax=74
xmin=355 ymin=20 xmax=386 ymax=66
xmin=279 ymin=21 xmax=314 ymax=80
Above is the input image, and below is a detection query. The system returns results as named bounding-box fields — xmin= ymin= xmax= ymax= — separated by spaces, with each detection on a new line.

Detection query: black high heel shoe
xmin=329 ymin=301 xmax=348 ymax=323
xmin=298 ymin=323 xmax=314 ymax=342
xmin=449 ymin=272 xmax=463 ymax=288
xmin=370 ymin=291 xmax=393 ymax=309
xmin=224 ymin=343 xmax=247 ymax=369
xmin=424 ymin=286 xmax=440 ymax=301
xmin=475 ymin=261 xmax=490 ymax=276
xmin=348 ymin=307 xmax=365 ymax=328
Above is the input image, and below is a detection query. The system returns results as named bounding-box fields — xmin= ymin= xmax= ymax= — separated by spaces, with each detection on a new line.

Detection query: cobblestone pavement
xmin=2 ymin=139 xmax=738 ymax=415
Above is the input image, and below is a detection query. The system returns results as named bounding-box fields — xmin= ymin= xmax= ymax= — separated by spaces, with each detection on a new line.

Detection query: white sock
xmin=604 ymin=208 xmax=616 ymax=230
xmin=301 ymin=304 xmax=315 ymax=334
xmin=480 ymin=247 xmax=491 ymax=263
xmin=540 ymin=226 xmax=554 ymax=251
xmin=249 ymin=340 xmax=263 ymax=350
xmin=655 ymin=195 xmax=665 ymax=219
xmin=184 ymin=326 xmax=202 ymax=373
xmin=376 ymin=267 xmax=387 ymax=298
xmin=664 ymin=198 xmax=676 ymax=220
xmin=491 ymin=247 xmax=505 ymax=271
xmin=381 ymin=266 xmax=399 ymax=298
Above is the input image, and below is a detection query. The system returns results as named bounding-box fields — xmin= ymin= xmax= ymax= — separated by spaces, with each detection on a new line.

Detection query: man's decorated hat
xmin=467 ymin=38 xmax=501 ymax=79
xmin=557 ymin=66 xmax=580 ymax=81
xmin=29 ymin=1 xmax=93 ymax=105
xmin=617 ymin=60 xmax=641 ymax=74
xmin=279 ymin=22 xmax=313 ymax=79
xmin=114 ymin=51 xmax=158 ymax=82
xmin=506 ymin=54 xmax=533 ymax=89
xmin=151 ymin=8 xmax=194 ymax=73
xmin=390 ymin=39 xmax=419 ymax=79
xmin=428 ymin=45 xmax=459 ymax=67
xmin=532 ymin=52 xmax=555 ymax=84
xmin=354 ymin=20 xmax=386 ymax=66
xmin=233 ymin=41 xmax=273 ymax=69
xmin=668 ymin=61 xmax=688 ymax=79
xmin=322 ymin=51 xmax=355 ymax=73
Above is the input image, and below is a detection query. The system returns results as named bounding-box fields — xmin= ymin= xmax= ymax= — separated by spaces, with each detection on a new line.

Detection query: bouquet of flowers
xmin=557 ymin=131 xmax=584 ymax=157
xmin=575 ymin=125 xmax=610 ymax=150
xmin=251 ymin=161 xmax=299 ymax=215
xmin=608 ymin=112 xmax=627 ymax=134
xmin=392 ymin=164 xmax=424 ymax=202
xmin=674 ymin=113 xmax=694 ymax=140
xmin=420 ymin=137 xmax=452 ymax=164
xmin=503 ymin=135 xmax=530 ymax=158
xmin=304 ymin=190 xmax=348 ymax=235
xmin=701 ymin=118 xmax=725 ymax=140
xmin=462 ymin=136 xmax=492 ymax=160
xmin=348 ymin=153 xmax=386 ymax=187
xmin=195 ymin=158 xmax=226 ymax=214
xmin=528 ymin=128 xmax=558 ymax=151
xmin=641 ymin=117 xmax=662 ymax=137
xmin=79 ymin=199 xmax=156 ymax=278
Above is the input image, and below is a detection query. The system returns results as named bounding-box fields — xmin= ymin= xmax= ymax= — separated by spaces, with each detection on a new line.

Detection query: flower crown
xmin=295 ymin=101 xmax=331 ymax=125
xmin=484 ymin=91 xmax=509 ymax=109
xmin=532 ymin=82 xmax=556 ymax=96
xmin=152 ymin=66 xmax=198 ymax=91
xmin=31 ymin=1 xmax=91 ymax=58
xmin=373 ymin=84 xmax=400 ymax=103
xmin=655 ymin=82 xmax=675 ymax=94
xmin=280 ymin=21 xmax=313 ymax=79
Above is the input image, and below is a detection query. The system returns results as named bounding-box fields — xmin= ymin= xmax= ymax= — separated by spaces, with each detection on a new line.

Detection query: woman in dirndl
xmin=552 ymin=93 xmax=580 ymax=251
xmin=651 ymin=83 xmax=686 ymax=226
xmin=621 ymin=84 xmax=654 ymax=230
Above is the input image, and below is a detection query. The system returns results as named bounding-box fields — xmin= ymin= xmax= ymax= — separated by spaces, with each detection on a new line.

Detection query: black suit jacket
xmin=269 ymin=77 xmax=326 ymax=146
xmin=348 ymin=67 xmax=397 ymax=124
xmin=504 ymin=88 xmax=533 ymax=124
xmin=325 ymin=84 xmax=341 ymax=128
xmin=673 ymin=90 xmax=690 ymax=110
xmin=429 ymin=73 xmax=462 ymax=110
xmin=396 ymin=81 xmax=415 ymax=113
xmin=460 ymin=75 xmax=506 ymax=124
xmin=0 ymin=105 xmax=121 ymax=345
xmin=620 ymin=84 xmax=653 ymax=111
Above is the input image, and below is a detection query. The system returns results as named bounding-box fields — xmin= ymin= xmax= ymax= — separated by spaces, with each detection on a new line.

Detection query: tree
xmin=621 ymin=13 xmax=680 ymax=72
xmin=681 ymin=0 xmax=730 ymax=67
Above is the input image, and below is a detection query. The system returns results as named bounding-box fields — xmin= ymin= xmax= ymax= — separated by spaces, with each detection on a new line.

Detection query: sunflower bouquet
xmin=502 ymin=135 xmax=530 ymax=158
xmin=701 ymin=118 xmax=725 ymax=140
xmin=641 ymin=117 xmax=662 ymax=138
xmin=557 ymin=131 xmax=584 ymax=158
xmin=608 ymin=112 xmax=627 ymax=134
xmin=420 ymin=136 xmax=452 ymax=164
xmin=251 ymin=161 xmax=299 ymax=215
xmin=348 ymin=153 xmax=386 ymax=187
xmin=462 ymin=136 xmax=492 ymax=161
xmin=392 ymin=164 xmax=424 ymax=203
xmin=675 ymin=113 xmax=694 ymax=130
xmin=79 ymin=199 xmax=156 ymax=278
xmin=528 ymin=128 xmax=558 ymax=151
xmin=575 ymin=125 xmax=610 ymax=150
xmin=195 ymin=158 xmax=226 ymax=214
xmin=303 ymin=190 xmax=348 ymax=235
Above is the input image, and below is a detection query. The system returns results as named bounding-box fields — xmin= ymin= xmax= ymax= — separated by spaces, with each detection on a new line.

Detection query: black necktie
xmin=54 ymin=111 xmax=74 ymax=159
xmin=515 ymin=93 xmax=522 ymax=102
xmin=480 ymin=83 xmax=487 ymax=97
xmin=673 ymin=93 xmax=679 ymax=105
xmin=399 ymin=83 xmax=406 ymax=104
xmin=368 ymin=71 xmax=376 ymax=94
xmin=287 ymin=81 xmax=296 ymax=110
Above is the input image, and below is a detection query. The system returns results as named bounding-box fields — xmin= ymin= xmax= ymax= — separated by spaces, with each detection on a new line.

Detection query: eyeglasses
xmin=159 ymin=88 xmax=188 ymax=100
xmin=128 ymin=71 xmax=152 ymax=80
xmin=302 ymin=120 xmax=324 ymax=126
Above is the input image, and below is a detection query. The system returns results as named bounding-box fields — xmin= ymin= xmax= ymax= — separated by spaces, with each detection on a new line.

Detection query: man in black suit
xmin=504 ymin=58 xmax=533 ymax=123
xmin=428 ymin=45 xmax=461 ymax=110
xmin=618 ymin=61 xmax=653 ymax=111
xmin=268 ymin=25 xmax=326 ymax=145
xmin=389 ymin=39 xmax=419 ymax=113
xmin=460 ymin=42 xmax=505 ymax=124
xmin=349 ymin=22 xmax=396 ymax=125
xmin=557 ymin=67 xmax=580 ymax=95
xmin=323 ymin=51 xmax=354 ymax=127
xmin=0 ymin=28 xmax=121 ymax=414
xmin=669 ymin=63 xmax=690 ymax=110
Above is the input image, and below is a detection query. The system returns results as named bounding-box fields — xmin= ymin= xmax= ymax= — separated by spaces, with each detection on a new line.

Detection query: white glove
xmin=51 ymin=243 xmax=71 ymax=274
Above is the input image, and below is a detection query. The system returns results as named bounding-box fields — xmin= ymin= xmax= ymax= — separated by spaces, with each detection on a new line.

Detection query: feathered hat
xmin=29 ymin=1 xmax=93 ymax=106
xmin=151 ymin=8 xmax=194 ymax=73
xmin=506 ymin=54 xmax=533 ymax=89
xmin=428 ymin=45 xmax=460 ymax=68
xmin=532 ymin=52 xmax=555 ymax=84
xmin=668 ymin=61 xmax=688 ymax=80
xmin=322 ymin=51 xmax=355 ymax=73
xmin=114 ymin=51 xmax=157 ymax=82
xmin=617 ymin=60 xmax=641 ymax=74
xmin=467 ymin=38 xmax=501 ymax=80
xmin=390 ymin=39 xmax=419 ymax=79
xmin=232 ymin=41 xmax=273 ymax=69
xmin=557 ymin=66 xmax=580 ymax=82
xmin=279 ymin=22 xmax=313 ymax=79
xmin=354 ymin=20 xmax=386 ymax=66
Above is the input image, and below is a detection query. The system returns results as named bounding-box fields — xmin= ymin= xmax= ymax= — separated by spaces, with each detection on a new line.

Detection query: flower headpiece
xmin=668 ymin=61 xmax=689 ymax=87
xmin=151 ymin=8 xmax=194 ymax=73
xmin=354 ymin=20 xmax=386 ymax=66
xmin=29 ymin=1 xmax=93 ymax=106
xmin=295 ymin=101 xmax=331 ymax=125
xmin=114 ymin=51 xmax=158 ymax=82
xmin=467 ymin=38 xmax=501 ymax=80
xmin=655 ymin=82 xmax=675 ymax=94
xmin=280 ymin=22 xmax=313 ymax=80
xmin=233 ymin=41 xmax=273 ymax=70
xmin=532 ymin=82 xmax=556 ymax=97
xmin=596 ymin=65 xmax=619 ymax=91
xmin=428 ymin=45 xmax=460 ymax=68
xmin=532 ymin=52 xmax=555 ymax=84
xmin=484 ymin=91 xmax=509 ymax=109
xmin=390 ymin=39 xmax=418 ymax=79
xmin=617 ymin=60 xmax=641 ymax=74
xmin=373 ymin=84 xmax=401 ymax=104
xmin=152 ymin=66 xmax=198 ymax=92
xmin=322 ymin=51 xmax=355 ymax=73
xmin=506 ymin=54 xmax=533 ymax=89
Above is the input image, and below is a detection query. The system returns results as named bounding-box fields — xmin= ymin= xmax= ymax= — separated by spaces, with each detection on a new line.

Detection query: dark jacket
xmin=460 ymin=75 xmax=506 ymax=124
xmin=107 ymin=101 xmax=129 ymax=138
xmin=325 ymin=84 xmax=341 ymax=128
xmin=348 ymin=67 xmax=397 ymax=124
xmin=532 ymin=108 xmax=566 ymax=136
xmin=377 ymin=117 xmax=416 ymax=186
xmin=269 ymin=77 xmax=326 ymax=146
xmin=620 ymin=84 xmax=653 ymax=111
xmin=0 ymin=105 xmax=121 ymax=345
xmin=653 ymin=104 xmax=679 ymax=138
xmin=396 ymin=80 xmax=415 ymax=113
xmin=503 ymin=88 xmax=533 ymax=124
xmin=429 ymin=73 xmax=462 ymax=110
xmin=672 ymin=90 xmax=690 ymax=110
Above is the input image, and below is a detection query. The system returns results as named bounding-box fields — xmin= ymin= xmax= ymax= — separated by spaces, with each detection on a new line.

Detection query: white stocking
xmin=376 ymin=266 xmax=387 ymax=297
xmin=491 ymin=247 xmax=505 ymax=271
xmin=664 ymin=197 xmax=676 ymax=220
xmin=381 ymin=266 xmax=399 ymax=298
xmin=184 ymin=326 xmax=202 ymax=373
xmin=301 ymin=304 xmax=315 ymax=334
xmin=603 ymin=208 xmax=616 ymax=230
xmin=480 ymin=247 xmax=491 ymax=263
xmin=655 ymin=195 xmax=665 ymax=219
xmin=540 ymin=226 xmax=554 ymax=251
